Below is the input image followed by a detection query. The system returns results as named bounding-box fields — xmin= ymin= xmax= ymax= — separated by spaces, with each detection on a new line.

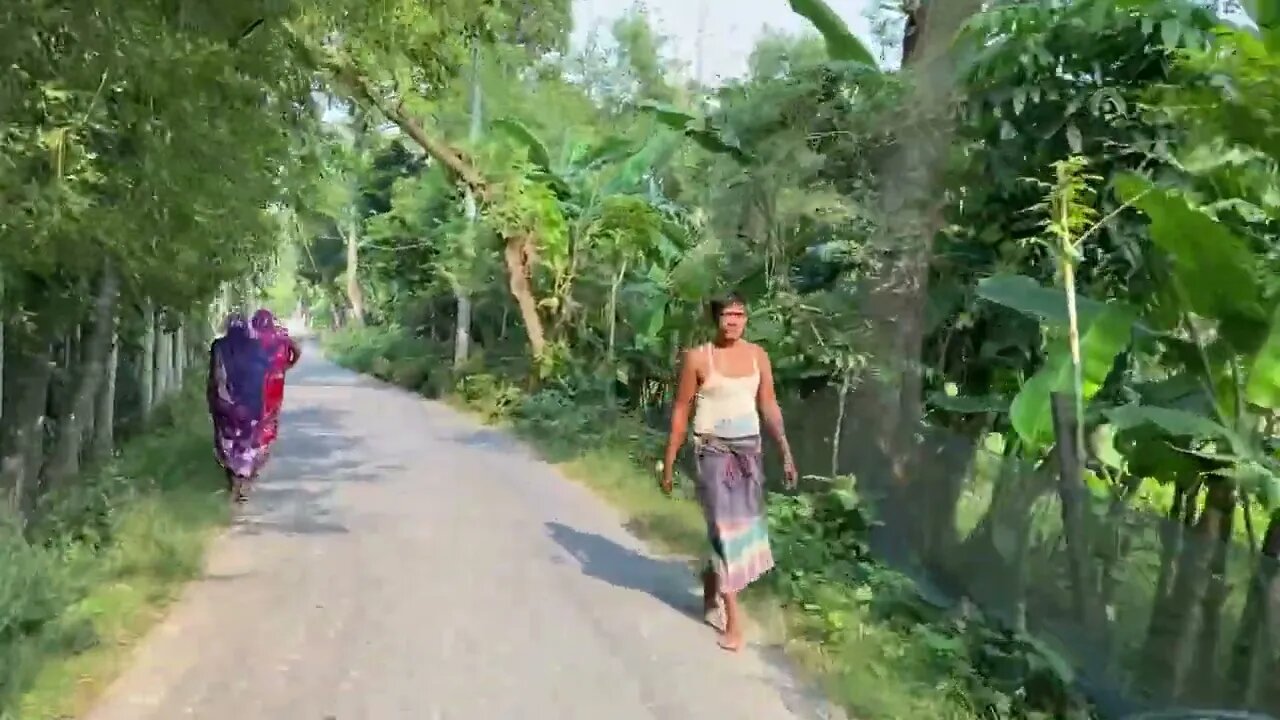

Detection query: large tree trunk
xmin=453 ymin=282 xmax=473 ymax=370
xmin=49 ymin=330 xmax=79 ymax=441
xmin=0 ymin=317 xmax=54 ymax=520
xmin=504 ymin=235 xmax=547 ymax=361
xmin=345 ymin=228 xmax=366 ymax=327
xmin=90 ymin=320 xmax=119 ymax=462
xmin=173 ymin=322 xmax=186 ymax=388
xmin=606 ymin=260 xmax=627 ymax=404
xmin=454 ymin=45 xmax=483 ymax=370
xmin=155 ymin=327 xmax=173 ymax=403
xmin=873 ymin=0 xmax=974 ymax=451
xmin=140 ymin=303 xmax=156 ymax=425
xmin=851 ymin=0 xmax=983 ymax=551
xmin=42 ymin=263 xmax=119 ymax=490
xmin=1155 ymin=483 xmax=1198 ymax=603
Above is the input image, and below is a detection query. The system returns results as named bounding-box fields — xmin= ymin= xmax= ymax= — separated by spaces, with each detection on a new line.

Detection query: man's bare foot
xmin=717 ymin=632 xmax=744 ymax=652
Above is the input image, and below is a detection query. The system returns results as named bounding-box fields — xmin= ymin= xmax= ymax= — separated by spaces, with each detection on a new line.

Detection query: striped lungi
xmin=693 ymin=434 xmax=775 ymax=594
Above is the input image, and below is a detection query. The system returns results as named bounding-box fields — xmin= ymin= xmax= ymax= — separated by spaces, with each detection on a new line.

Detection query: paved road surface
xmin=87 ymin=348 xmax=842 ymax=720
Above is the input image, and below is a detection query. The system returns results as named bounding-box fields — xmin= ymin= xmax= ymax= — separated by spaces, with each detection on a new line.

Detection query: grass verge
xmin=505 ymin=425 xmax=976 ymax=719
xmin=1 ymin=388 xmax=228 ymax=720
xmin=324 ymin=326 xmax=1089 ymax=720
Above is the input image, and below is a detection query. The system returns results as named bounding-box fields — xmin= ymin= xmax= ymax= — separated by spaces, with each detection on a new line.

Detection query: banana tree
xmin=289 ymin=4 xmax=561 ymax=364
xmin=489 ymin=119 xmax=696 ymax=374
xmin=976 ymin=16 xmax=1280 ymax=690
xmin=1108 ymin=152 xmax=1280 ymax=697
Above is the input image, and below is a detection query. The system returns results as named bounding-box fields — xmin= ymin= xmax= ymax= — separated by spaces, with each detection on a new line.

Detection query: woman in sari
xmin=251 ymin=309 xmax=301 ymax=463
xmin=207 ymin=313 xmax=271 ymax=502
xmin=661 ymin=292 xmax=797 ymax=652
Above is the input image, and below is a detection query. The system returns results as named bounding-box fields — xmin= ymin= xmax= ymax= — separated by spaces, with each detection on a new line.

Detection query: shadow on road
xmin=268 ymin=404 xmax=396 ymax=484
xmin=545 ymin=521 xmax=703 ymax=625
xmin=228 ymin=399 xmax=399 ymax=537
xmin=547 ymin=523 xmax=847 ymax=720
xmin=441 ymin=427 xmax=526 ymax=454
xmin=234 ymin=484 xmax=350 ymax=537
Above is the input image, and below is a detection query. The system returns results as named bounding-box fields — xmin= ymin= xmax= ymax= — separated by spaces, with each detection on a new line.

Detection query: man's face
xmin=717 ymin=302 xmax=747 ymax=340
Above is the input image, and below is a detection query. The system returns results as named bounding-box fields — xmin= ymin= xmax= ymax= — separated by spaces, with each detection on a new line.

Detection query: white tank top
xmin=692 ymin=344 xmax=761 ymax=438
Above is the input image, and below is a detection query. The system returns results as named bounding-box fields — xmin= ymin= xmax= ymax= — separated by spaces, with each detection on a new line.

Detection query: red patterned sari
xmin=250 ymin=310 xmax=300 ymax=461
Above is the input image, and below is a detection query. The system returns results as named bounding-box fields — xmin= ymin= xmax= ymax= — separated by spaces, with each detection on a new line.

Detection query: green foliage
xmin=1105 ymin=404 xmax=1231 ymax=441
xmin=784 ymin=0 xmax=879 ymax=68
xmin=1116 ymin=175 xmax=1265 ymax=325
xmin=1246 ymin=305 xmax=1280 ymax=409
xmin=300 ymin=0 xmax=1280 ymax=716
xmin=977 ymin=275 xmax=1110 ymax=332
xmin=0 ymin=3 xmax=311 ymax=699
xmin=492 ymin=118 xmax=555 ymax=175
xmin=637 ymin=102 xmax=751 ymax=163
xmin=768 ymin=485 xmax=1091 ymax=720
xmin=1010 ymin=304 xmax=1136 ymax=451
xmin=0 ymin=387 xmax=226 ymax=718
xmin=0 ymin=0 xmax=313 ymax=321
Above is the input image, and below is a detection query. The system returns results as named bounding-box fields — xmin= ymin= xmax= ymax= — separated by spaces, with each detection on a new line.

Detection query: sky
xmin=571 ymin=0 xmax=882 ymax=85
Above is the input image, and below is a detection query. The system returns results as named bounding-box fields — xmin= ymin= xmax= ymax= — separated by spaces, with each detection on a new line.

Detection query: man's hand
xmin=782 ymin=453 xmax=798 ymax=490
xmin=658 ymin=460 xmax=674 ymax=495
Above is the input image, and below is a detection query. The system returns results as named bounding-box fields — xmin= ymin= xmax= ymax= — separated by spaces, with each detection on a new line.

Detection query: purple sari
xmin=250 ymin=308 xmax=299 ymax=457
xmin=207 ymin=313 xmax=271 ymax=479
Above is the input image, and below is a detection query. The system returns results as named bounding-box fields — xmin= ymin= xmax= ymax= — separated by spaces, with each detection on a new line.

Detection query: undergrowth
xmin=0 ymin=386 xmax=227 ymax=720
xmin=324 ymin=325 xmax=1096 ymax=720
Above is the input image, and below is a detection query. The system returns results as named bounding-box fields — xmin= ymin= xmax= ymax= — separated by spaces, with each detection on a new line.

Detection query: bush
xmin=389 ymin=355 xmax=433 ymax=390
xmin=0 ymin=387 xmax=227 ymax=717
xmin=324 ymin=325 xmax=408 ymax=373
xmin=766 ymin=481 xmax=1090 ymax=719
xmin=325 ymin=326 xmax=451 ymax=389
xmin=0 ymin=526 xmax=83 ymax=650
xmin=456 ymin=373 xmax=524 ymax=420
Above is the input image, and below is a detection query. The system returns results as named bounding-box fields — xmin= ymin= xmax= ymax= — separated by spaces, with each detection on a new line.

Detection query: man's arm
xmin=661 ymin=350 xmax=700 ymax=493
xmin=756 ymin=346 xmax=796 ymax=486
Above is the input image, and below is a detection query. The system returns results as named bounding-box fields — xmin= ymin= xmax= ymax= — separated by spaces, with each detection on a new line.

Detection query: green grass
xmin=323 ymin=327 xmax=1004 ymax=720
xmin=1 ymin=388 xmax=229 ymax=720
